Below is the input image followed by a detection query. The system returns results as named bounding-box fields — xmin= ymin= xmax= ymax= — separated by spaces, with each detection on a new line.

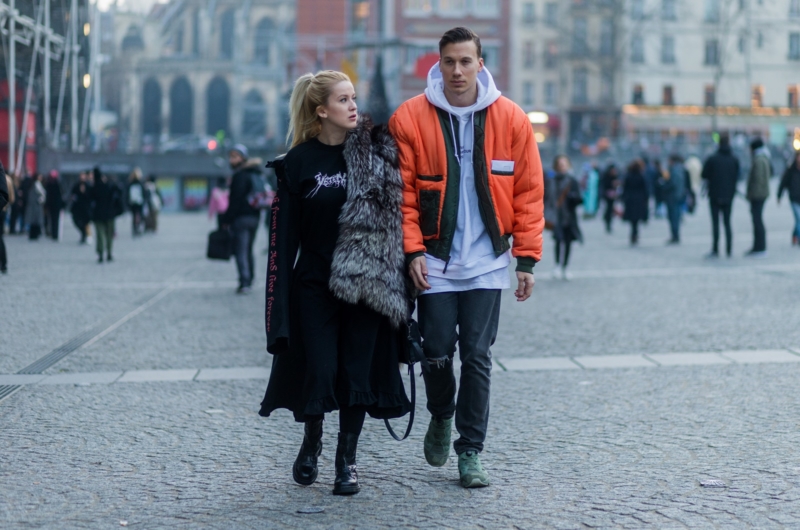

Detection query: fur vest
xmin=329 ymin=116 xmax=408 ymax=328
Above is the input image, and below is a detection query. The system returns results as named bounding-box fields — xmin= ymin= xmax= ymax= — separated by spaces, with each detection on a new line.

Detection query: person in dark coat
xmin=90 ymin=167 xmax=121 ymax=263
xmin=600 ymin=164 xmax=620 ymax=233
xmin=0 ymin=163 xmax=9 ymax=273
xmin=219 ymin=144 xmax=262 ymax=293
xmin=701 ymin=133 xmax=740 ymax=258
xmin=69 ymin=171 xmax=92 ymax=244
xmin=544 ymin=155 xmax=583 ymax=279
xmin=778 ymin=150 xmax=800 ymax=246
xmin=745 ymin=138 xmax=771 ymax=256
xmin=44 ymin=171 xmax=64 ymax=240
xmin=260 ymin=71 xmax=410 ymax=496
xmin=622 ymin=159 xmax=650 ymax=246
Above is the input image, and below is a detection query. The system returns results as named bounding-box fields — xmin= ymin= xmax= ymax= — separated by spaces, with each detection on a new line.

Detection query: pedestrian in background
xmin=127 ymin=168 xmax=146 ymax=236
xmin=143 ymin=175 xmax=162 ymax=233
xmin=702 ymin=133 xmax=740 ymax=258
xmin=546 ymin=155 xmax=583 ymax=279
xmin=44 ymin=171 xmax=64 ymax=240
xmin=207 ymin=177 xmax=229 ymax=228
xmin=778 ymin=150 xmax=800 ymax=246
xmin=8 ymin=173 xmax=23 ymax=234
xmin=260 ymin=70 xmax=411 ymax=496
xmin=745 ymin=138 xmax=770 ymax=257
xmin=622 ymin=159 xmax=649 ymax=246
xmin=601 ymin=163 xmax=621 ymax=233
xmin=581 ymin=162 xmax=600 ymax=218
xmin=25 ymin=173 xmax=46 ymax=240
xmin=219 ymin=145 xmax=262 ymax=294
xmin=664 ymin=154 xmax=687 ymax=244
xmin=0 ymin=163 xmax=10 ymax=273
xmin=69 ymin=171 xmax=92 ymax=244
xmin=90 ymin=167 xmax=120 ymax=263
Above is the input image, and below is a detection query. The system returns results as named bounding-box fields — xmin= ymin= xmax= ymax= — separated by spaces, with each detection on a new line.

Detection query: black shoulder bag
xmin=384 ymin=310 xmax=428 ymax=441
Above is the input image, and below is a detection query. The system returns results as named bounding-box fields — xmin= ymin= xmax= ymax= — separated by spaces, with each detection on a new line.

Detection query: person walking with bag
xmin=745 ymin=138 xmax=770 ymax=257
xmin=69 ymin=171 xmax=92 ymax=244
xmin=259 ymin=71 xmax=411 ymax=496
xmin=778 ymin=150 xmax=800 ymax=246
xmin=545 ymin=155 xmax=583 ymax=280
xmin=622 ymin=159 xmax=650 ymax=246
xmin=389 ymin=27 xmax=544 ymax=488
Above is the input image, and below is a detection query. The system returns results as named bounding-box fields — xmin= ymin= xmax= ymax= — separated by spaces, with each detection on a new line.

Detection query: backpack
xmin=247 ymin=172 xmax=275 ymax=210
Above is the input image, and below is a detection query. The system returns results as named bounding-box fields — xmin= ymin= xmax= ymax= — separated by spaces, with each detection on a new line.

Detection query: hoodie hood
xmin=424 ymin=62 xmax=502 ymax=115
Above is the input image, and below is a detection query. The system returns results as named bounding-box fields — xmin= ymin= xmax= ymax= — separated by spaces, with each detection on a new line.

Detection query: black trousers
xmin=47 ymin=208 xmax=60 ymax=240
xmin=555 ymin=239 xmax=572 ymax=267
xmin=417 ymin=289 xmax=502 ymax=454
xmin=710 ymin=201 xmax=733 ymax=255
xmin=603 ymin=198 xmax=615 ymax=232
xmin=749 ymin=199 xmax=766 ymax=252
xmin=232 ymin=216 xmax=258 ymax=287
xmin=0 ymin=211 xmax=7 ymax=270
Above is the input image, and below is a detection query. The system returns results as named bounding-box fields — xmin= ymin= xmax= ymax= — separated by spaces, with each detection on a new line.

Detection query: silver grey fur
xmin=329 ymin=115 xmax=408 ymax=328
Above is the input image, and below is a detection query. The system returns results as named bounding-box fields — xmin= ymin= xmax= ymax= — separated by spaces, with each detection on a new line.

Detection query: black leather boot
xmin=332 ymin=432 xmax=360 ymax=495
xmin=292 ymin=418 xmax=323 ymax=485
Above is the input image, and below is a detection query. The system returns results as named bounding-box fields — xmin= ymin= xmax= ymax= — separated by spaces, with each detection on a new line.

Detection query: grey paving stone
xmin=116 ymin=369 xmax=199 ymax=383
xmin=573 ymin=354 xmax=657 ymax=369
xmin=37 ymin=372 xmax=124 ymax=385
xmin=500 ymin=357 xmax=581 ymax=371
xmin=720 ymin=349 xmax=800 ymax=364
xmin=647 ymin=353 xmax=732 ymax=366
xmin=0 ymin=374 xmax=46 ymax=385
xmin=195 ymin=367 xmax=271 ymax=381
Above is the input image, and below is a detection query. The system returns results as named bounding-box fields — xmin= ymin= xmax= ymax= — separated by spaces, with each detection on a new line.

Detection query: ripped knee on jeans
xmin=427 ymin=356 xmax=452 ymax=369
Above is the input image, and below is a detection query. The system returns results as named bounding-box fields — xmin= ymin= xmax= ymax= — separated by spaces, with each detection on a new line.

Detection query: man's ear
xmin=478 ymin=57 xmax=484 ymax=72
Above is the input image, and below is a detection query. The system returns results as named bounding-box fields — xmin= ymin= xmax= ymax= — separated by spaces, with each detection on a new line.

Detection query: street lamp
xmin=83 ymin=73 xmax=91 ymax=88
xmin=83 ymin=22 xmax=90 ymax=36
xmin=527 ymin=111 xmax=549 ymax=124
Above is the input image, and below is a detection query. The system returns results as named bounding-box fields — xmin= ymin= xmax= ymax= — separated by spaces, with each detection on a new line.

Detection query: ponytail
xmin=286 ymin=70 xmax=352 ymax=149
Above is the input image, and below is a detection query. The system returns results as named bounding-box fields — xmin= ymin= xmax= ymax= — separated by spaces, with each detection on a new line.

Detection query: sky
xmin=97 ymin=0 xmax=165 ymax=13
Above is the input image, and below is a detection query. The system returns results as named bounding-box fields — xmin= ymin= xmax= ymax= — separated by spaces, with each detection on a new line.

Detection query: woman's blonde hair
xmin=129 ymin=167 xmax=143 ymax=182
xmin=287 ymin=70 xmax=352 ymax=148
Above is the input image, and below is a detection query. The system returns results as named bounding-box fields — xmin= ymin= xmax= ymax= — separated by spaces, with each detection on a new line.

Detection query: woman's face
xmin=556 ymin=157 xmax=570 ymax=174
xmin=318 ymin=81 xmax=358 ymax=131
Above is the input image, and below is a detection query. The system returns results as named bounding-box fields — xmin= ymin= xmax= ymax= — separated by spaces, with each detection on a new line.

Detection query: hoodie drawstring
xmin=449 ymin=112 xmax=475 ymax=168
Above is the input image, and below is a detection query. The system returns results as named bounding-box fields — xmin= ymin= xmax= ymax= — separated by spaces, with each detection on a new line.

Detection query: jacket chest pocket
xmin=418 ymin=189 xmax=441 ymax=237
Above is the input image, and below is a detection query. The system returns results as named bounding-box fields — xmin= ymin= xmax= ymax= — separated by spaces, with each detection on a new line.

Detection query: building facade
xmin=103 ymin=0 xmax=294 ymax=153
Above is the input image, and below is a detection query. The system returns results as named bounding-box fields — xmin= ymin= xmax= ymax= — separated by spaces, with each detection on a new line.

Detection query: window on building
xmin=220 ymin=9 xmax=235 ymax=59
xmin=254 ymin=18 xmax=275 ymax=64
xmin=739 ymin=0 xmax=746 ymax=11
xmin=705 ymin=0 xmax=720 ymax=21
xmin=545 ymin=40 xmax=558 ymax=68
xmin=663 ymin=85 xmax=674 ymax=105
xmin=632 ymin=84 xmax=645 ymax=104
xmin=474 ymin=0 xmax=500 ymax=17
xmin=524 ymin=41 xmax=535 ymax=68
xmin=404 ymin=0 xmax=433 ymax=14
xmin=142 ymin=78 xmax=162 ymax=136
xmin=545 ymin=81 xmax=557 ymax=106
xmin=791 ymin=0 xmax=800 ymax=16
xmin=242 ymin=89 xmax=267 ymax=138
xmin=757 ymin=31 xmax=763 ymax=48
xmin=788 ymin=85 xmax=799 ymax=107
xmin=351 ymin=0 xmax=370 ymax=34
xmin=738 ymin=35 xmax=746 ymax=53
xmin=572 ymin=18 xmax=588 ymax=55
xmin=600 ymin=18 xmax=614 ymax=56
xmin=662 ymin=0 xmax=677 ymax=20
xmin=192 ymin=9 xmax=200 ymax=55
xmin=206 ymin=77 xmax=230 ymax=136
xmin=631 ymin=0 xmax=644 ymax=20
xmin=661 ymin=35 xmax=675 ymax=63
xmin=704 ymin=39 xmax=719 ymax=65
xmin=573 ymin=68 xmax=588 ymax=104
xmin=704 ymin=85 xmax=716 ymax=106
xmin=601 ymin=71 xmax=613 ymax=101
xmin=523 ymin=81 xmax=535 ymax=106
xmin=790 ymin=33 xmax=800 ymax=60
xmin=545 ymin=2 xmax=558 ymax=25
xmin=174 ymin=22 xmax=184 ymax=54
xmin=169 ymin=77 xmax=193 ymax=135
xmin=523 ymin=2 xmax=536 ymax=23
xmin=751 ymin=85 xmax=764 ymax=107
xmin=483 ymin=46 xmax=500 ymax=72
xmin=631 ymin=35 xmax=644 ymax=63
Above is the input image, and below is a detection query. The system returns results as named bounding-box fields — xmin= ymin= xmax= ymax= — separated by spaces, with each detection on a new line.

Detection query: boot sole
xmin=332 ymin=484 xmax=360 ymax=495
xmin=460 ymin=476 xmax=490 ymax=488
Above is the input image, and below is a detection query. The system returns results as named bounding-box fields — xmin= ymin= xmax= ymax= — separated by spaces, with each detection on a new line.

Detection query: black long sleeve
xmin=0 ymin=163 xmax=8 ymax=211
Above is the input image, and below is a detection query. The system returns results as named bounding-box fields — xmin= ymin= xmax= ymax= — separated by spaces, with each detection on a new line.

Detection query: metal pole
xmin=9 ymin=0 xmax=16 ymax=173
xmin=44 ymin=0 xmax=51 ymax=142
xmin=54 ymin=21 xmax=71 ymax=149
xmin=17 ymin=0 xmax=45 ymax=172
xmin=70 ymin=0 xmax=78 ymax=151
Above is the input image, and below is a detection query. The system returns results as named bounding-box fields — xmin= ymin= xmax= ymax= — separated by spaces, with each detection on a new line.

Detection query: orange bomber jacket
xmin=388 ymin=94 xmax=545 ymax=274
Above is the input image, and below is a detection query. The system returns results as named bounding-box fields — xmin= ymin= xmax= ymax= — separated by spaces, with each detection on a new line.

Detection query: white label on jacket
xmin=491 ymin=160 xmax=515 ymax=173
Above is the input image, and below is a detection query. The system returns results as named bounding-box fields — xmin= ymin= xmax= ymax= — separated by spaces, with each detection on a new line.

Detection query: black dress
xmin=259 ymin=138 xmax=410 ymax=423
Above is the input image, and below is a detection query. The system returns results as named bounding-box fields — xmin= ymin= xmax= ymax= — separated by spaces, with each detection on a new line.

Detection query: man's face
xmin=229 ymin=151 xmax=244 ymax=168
xmin=439 ymin=41 xmax=483 ymax=98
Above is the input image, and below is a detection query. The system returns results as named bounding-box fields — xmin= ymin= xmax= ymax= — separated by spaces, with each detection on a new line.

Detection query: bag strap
xmin=384 ymin=362 xmax=415 ymax=441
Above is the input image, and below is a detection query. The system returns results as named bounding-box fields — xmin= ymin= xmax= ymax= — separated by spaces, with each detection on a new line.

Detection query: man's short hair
xmin=439 ymin=27 xmax=482 ymax=60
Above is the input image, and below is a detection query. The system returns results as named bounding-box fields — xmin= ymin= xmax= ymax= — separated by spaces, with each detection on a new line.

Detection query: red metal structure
xmin=0 ymin=80 xmax=37 ymax=174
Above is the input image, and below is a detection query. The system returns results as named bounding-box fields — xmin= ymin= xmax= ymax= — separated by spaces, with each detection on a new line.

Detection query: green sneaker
xmin=458 ymin=450 xmax=489 ymax=488
xmin=423 ymin=417 xmax=452 ymax=467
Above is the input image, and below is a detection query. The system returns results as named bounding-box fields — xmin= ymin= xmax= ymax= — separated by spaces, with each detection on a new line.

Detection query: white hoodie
xmin=422 ymin=63 xmax=511 ymax=294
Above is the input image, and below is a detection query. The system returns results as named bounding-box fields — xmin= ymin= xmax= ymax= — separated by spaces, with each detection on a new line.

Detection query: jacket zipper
xmin=442 ymin=256 xmax=451 ymax=275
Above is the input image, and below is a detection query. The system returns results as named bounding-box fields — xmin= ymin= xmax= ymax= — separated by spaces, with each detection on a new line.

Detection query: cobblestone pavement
xmin=1 ymin=193 xmax=800 ymax=529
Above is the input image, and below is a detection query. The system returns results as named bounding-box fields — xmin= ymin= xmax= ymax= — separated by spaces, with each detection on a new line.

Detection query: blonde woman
xmin=259 ymin=71 xmax=410 ymax=495
xmin=127 ymin=168 xmax=145 ymax=236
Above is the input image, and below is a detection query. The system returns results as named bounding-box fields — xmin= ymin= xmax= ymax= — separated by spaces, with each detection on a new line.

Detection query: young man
xmin=389 ymin=27 xmax=544 ymax=488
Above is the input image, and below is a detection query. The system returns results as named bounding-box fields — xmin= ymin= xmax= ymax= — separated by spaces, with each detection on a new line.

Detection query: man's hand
xmin=515 ymin=271 xmax=535 ymax=302
xmin=409 ymin=256 xmax=431 ymax=291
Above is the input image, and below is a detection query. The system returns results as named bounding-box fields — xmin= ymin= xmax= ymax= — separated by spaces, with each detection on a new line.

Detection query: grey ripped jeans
xmin=417 ymin=289 xmax=502 ymax=454
xmin=233 ymin=215 xmax=259 ymax=288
